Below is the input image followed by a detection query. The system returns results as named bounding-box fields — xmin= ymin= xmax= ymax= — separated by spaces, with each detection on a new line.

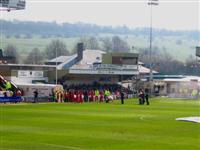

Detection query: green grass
xmin=0 ymin=98 xmax=200 ymax=150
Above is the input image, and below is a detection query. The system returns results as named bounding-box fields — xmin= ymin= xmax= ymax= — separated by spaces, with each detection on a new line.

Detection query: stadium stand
xmin=0 ymin=75 xmax=22 ymax=103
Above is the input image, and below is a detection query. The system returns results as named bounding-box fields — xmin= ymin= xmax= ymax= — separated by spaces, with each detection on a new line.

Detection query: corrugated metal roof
xmin=164 ymin=76 xmax=200 ymax=82
xmin=57 ymin=54 xmax=77 ymax=69
xmin=0 ymin=63 xmax=55 ymax=68
xmin=71 ymin=49 xmax=106 ymax=69
xmin=138 ymin=65 xmax=158 ymax=74
xmin=48 ymin=55 xmax=76 ymax=63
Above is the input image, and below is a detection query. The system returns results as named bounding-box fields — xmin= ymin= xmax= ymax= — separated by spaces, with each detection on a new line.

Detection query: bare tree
xmin=24 ymin=48 xmax=44 ymax=64
xmin=86 ymin=36 xmax=99 ymax=49
xmin=45 ymin=39 xmax=69 ymax=59
xmin=4 ymin=44 xmax=19 ymax=63
xmin=112 ymin=36 xmax=130 ymax=52
xmin=101 ymin=37 xmax=112 ymax=52
xmin=79 ymin=36 xmax=99 ymax=50
xmin=185 ymin=55 xmax=200 ymax=75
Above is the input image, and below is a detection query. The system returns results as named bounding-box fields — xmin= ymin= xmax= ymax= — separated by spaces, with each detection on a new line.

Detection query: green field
xmin=0 ymin=98 xmax=200 ymax=150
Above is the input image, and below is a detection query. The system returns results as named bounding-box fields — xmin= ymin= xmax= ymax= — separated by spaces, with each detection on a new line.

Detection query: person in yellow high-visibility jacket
xmin=95 ymin=89 xmax=99 ymax=101
xmin=5 ymin=81 xmax=12 ymax=90
xmin=192 ymin=89 xmax=198 ymax=98
xmin=104 ymin=89 xmax=110 ymax=103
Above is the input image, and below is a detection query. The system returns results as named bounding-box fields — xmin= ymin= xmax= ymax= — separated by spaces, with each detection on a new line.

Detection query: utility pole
xmin=55 ymin=46 xmax=58 ymax=85
xmin=148 ymin=0 xmax=159 ymax=95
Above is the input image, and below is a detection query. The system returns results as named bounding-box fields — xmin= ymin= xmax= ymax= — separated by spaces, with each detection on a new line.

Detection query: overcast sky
xmin=1 ymin=0 xmax=199 ymax=30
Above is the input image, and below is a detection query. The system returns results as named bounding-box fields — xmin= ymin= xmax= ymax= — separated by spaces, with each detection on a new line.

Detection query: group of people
xmin=50 ymin=88 xmax=117 ymax=103
xmin=49 ymin=87 xmax=150 ymax=105
xmin=138 ymin=89 xmax=150 ymax=105
xmin=44 ymin=83 xmax=130 ymax=103
xmin=32 ymin=82 xmax=151 ymax=105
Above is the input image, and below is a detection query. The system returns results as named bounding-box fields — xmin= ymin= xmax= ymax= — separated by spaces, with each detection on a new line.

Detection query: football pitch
xmin=0 ymin=98 xmax=199 ymax=150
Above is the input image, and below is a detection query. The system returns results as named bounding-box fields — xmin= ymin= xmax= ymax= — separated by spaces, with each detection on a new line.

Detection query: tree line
xmin=139 ymin=48 xmax=200 ymax=75
xmin=3 ymin=36 xmax=130 ymax=63
xmin=3 ymin=36 xmax=200 ymax=76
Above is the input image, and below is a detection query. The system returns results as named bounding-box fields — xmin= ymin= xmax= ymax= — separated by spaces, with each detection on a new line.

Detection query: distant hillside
xmin=0 ymin=20 xmax=199 ymax=61
xmin=1 ymin=20 xmax=199 ymax=39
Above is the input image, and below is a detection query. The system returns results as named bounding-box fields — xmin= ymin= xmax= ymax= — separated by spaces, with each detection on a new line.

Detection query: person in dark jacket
xmin=120 ymin=90 xmax=125 ymax=104
xmin=138 ymin=89 xmax=145 ymax=105
xmin=83 ymin=90 xmax=88 ymax=102
xmin=33 ymin=89 xmax=38 ymax=103
xmin=145 ymin=89 xmax=150 ymax=105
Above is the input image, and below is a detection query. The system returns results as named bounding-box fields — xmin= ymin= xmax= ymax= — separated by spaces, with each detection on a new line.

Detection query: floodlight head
xmin=0 ymin=0 xmax=25 ymax=11
xmin=148 ymin=0 xmax=159 ymax=5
